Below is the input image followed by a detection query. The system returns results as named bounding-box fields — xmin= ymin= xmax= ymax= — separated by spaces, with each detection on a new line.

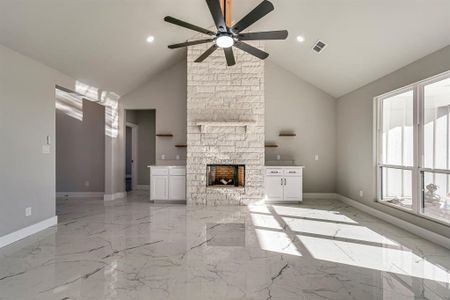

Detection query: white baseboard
xmin=0 ymin=216 xmax=58 ymax=249
xmin=303 ymin=193 xmax=338 ymax=199
xmin=104 ymin=192 xmax=127 ymax=201
xmin=56 ymin=192 xmax=104 ymax=198
xmin=336 ymin=194 xmax=450 ymax=250
xmin=135 ymin=185 xmax=149 ymax=190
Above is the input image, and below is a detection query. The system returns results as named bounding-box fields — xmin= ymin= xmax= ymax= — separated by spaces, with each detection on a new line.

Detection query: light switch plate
xmin=25 ymin=207 xmax=32 ymax=216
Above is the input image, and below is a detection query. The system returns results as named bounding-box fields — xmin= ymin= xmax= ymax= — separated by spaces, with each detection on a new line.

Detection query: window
xmin=422 ymin=76 xmax=450 ymax=223
xmin=376 ymin=71 xmax=450 ymax=224
xmin=378 ymin=90 xmax=414 ymax=210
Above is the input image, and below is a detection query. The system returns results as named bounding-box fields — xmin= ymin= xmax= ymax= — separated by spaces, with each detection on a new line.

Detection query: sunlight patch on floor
xmin=255 ymin=228 xmax=302 ymax=256
xmin=298 ymin=235 xmax=450 ymax=284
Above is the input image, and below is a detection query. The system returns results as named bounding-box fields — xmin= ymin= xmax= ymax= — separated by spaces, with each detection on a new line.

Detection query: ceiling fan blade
xmin=206 ymin=0 xmax=227 ymax=32
xmin=195 ymin=44 xmax=218 ymax=62
xmin=164 ymin=16 xmax=215 ymax=35
xmin=234 ymin=41 xmax=269 ymax=60
xmin=239 ymin=30 xmax=288 ymax=41
xmin=231 ymin=0 xmax=274 ymax=34
xmin=224 ymin=47 xmax=236 ymax=66
xmin=168 ymin=39 xmax=214 ymax=49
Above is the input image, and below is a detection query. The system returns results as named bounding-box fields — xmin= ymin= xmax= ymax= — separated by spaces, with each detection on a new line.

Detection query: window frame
xmin=375 ymin=70 xmax=450 ymax=225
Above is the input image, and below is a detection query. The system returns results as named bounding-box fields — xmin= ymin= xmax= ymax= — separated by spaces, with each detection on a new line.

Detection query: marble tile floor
xmin=0 ymin=192 xmax=449 ymax=300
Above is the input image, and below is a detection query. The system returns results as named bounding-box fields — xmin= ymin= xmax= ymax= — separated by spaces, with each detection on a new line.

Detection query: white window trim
xmin=375 ymin=70 xmax=450 ymax=226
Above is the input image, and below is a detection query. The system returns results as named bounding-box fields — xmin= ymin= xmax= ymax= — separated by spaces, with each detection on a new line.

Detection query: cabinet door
xmin=169 ymin=176 xmax=186 ymax=200
xmin=284 ymin=176 xmax=302 ymax=201
xmin=151 ymin=176 xmax=168 ymax=200
xmin=264 ymin=176 xmax=284 ymax=201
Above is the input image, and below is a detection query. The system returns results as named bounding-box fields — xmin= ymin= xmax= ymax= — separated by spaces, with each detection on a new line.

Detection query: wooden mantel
xmin=195 ymin=120 xmax=256 ymax=133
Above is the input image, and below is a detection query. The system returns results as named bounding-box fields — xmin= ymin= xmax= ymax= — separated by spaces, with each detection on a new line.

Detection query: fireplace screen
xmin=207 ymin=165 xmax=245 ymax=187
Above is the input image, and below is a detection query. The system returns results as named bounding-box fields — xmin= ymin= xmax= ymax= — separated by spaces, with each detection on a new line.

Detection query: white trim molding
xmin=303 ymin=193 xmax=338 ymax=199
xmin=337 ymin=194 xmax=450 ymax=250
xmin=104 ymin=192 xmax=127 ymax=201
xmin=0 ymin=216 xmax=58 ymax=249
xmin=56 ymin=192 xmax=104 ymax=198
xmin=135 ymin=185 xmax=149 ymax=190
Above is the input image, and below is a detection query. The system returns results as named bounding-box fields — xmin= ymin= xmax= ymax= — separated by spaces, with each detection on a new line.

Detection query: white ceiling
xmin=0 ymin=0 xmax=449 ymax=97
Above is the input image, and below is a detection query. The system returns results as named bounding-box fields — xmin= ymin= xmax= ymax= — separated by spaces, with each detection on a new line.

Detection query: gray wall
xmin=265 ymin=61 xmax=336 ymax=192
xmin=117 ymin=61 xmax=187 ymax=189
xmin=136 ymin=110 xmax=155 ymax=185
xmin=117 ymin=59 xmax=337 ymax=194
xmin=0 ymin=44 xmax=75 ymax=237
xmin=56 ymin=99 xmax=105 ymax=193
xmin=336 ymin=45 xmax=450 ymax=238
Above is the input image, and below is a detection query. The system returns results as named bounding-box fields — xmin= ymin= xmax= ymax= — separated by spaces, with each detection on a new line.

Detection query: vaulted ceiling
xmin=1 ymin=0 xmax=449 ymax=97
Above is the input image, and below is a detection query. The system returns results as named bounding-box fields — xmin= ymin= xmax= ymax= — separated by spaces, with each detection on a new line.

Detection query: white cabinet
xmin=151 ymin=175 xmax=169 ymax=200
xmin=149 ymin=166 xmax=186 ymax=201
xmin=283 ymin=176 xmax=302 ymax=201
xmin=169 ymin=176 xmax=186 ymax=200
xmin=264 ymin=167 xmax=303 ymax=202
xmin=264 ymin=176 xmax=284 ymax=201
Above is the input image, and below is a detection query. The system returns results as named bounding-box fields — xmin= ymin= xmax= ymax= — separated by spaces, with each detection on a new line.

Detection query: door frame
xmin=126 ymin=122 xmax=139 ymax=191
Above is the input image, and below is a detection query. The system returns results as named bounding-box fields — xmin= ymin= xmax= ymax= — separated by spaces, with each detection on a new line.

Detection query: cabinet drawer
xmin=266 ymin=168 xmax=283 ymax=176
xmin=169 ymin=168 xmax=186 ymax=176
xmin=151 ymin=167 xmax=169 ymax=176
xmin=283 ymin=168 xmax=303 ymax=176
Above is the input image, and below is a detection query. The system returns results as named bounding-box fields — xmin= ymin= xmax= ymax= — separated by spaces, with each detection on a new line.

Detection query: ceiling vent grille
xmin=312 ymin=40 xmax=326 ymax=53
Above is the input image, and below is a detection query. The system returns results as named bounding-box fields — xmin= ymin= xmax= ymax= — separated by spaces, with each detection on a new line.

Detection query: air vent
xmin=312 ymin=40 xmax=327 ymax=53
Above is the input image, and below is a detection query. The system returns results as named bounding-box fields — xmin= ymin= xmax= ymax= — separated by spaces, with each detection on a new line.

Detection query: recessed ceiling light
xmin=146 ymin=35 xmax=155 ymax=43
xmin=296 ymin=35 xmax=305 ymax=43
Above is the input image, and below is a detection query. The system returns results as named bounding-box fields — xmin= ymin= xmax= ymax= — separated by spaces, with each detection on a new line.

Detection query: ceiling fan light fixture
xmin=164 ymin=0 xmax=287 ymax=65
xmin=215 ymin=35 xmax=234 ymax=48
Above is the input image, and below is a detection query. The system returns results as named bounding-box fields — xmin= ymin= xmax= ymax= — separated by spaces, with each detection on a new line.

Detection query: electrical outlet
xmin=25 ymin=207 xmax=32 ymax=217
xmin=161 ymin=154 xmax=166 ymax=160
xmin=276 ymin=154 xmax=281 ymax=161
xmin=315 ymin=154 xmax=319 ymax=161
xmin=42 ymin=145 xmax=51 ymax=154
xmin=84 ymin=181 xmax=90 ymax=187
xmin=359 ymin=190 xmax=364 ymax=197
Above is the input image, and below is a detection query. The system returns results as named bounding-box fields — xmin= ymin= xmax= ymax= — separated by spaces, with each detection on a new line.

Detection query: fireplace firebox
xmin=207 ymin=165 xmax=245 ymax=187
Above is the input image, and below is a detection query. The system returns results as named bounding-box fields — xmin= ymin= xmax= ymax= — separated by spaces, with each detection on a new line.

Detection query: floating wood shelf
xmin=279 ymin=133 xmax=296 ymax=137
xmin=156 ymin=134 xmax=173 ymax=137
xmin=175 ymin=144 xmax=187 ymax=148
xmin=265 ymin=144 xmax=279 ymax=148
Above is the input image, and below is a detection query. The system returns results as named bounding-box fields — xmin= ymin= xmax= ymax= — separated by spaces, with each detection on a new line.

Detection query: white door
xmin=283 ymin=176 xmax=302 ymax=201
xmin=265 ymin=176 xmax=284 ymax=201
xmin=169 ymin=176 xmax=186 ymax=200
xmin=151 ymin=176 xmax=168 ymax=200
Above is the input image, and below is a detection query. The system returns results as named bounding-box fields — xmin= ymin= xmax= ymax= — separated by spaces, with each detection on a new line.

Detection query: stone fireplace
xmin=186 ymin=41 xmax=265 ymax=206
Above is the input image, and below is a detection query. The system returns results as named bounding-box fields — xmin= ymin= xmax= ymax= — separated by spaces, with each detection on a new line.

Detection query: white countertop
xmin=148 ymin=165 xmax=304 ymax=168
xmin=147 ymin=165 xmax=186 ymax=168
xmin=265 ymin=165 xmax=305 ymax=168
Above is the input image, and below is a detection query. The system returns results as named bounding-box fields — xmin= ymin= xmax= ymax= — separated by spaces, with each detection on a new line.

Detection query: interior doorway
xmin=125 ymin=123 xmax=138 ymax=191
xmin=125 ymin=109 xmax=156 ymax=192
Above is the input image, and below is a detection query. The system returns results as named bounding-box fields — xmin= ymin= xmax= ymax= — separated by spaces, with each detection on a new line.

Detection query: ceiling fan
xmin=164 ymin=0 xmax=288 ymax=66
